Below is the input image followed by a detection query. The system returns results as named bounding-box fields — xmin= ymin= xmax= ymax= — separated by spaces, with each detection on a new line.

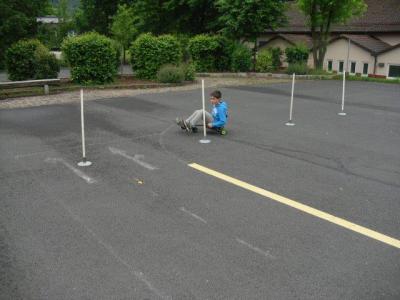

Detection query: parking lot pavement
xmin=1 ymin=80 xmax=399 ymax=299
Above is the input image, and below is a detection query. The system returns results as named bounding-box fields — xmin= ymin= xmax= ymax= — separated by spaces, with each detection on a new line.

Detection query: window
xmin=388 ymin=65 xmax=400 ymax=78
xmin=363 ymin=63 xmax=368 ymax=75
xmin=350 ymin=62 xmax=356 ymax=74
xmin=327 ymin=60 xmax=333 ymax=72
xmin=339 ymin=61 xmax=344 ymax=73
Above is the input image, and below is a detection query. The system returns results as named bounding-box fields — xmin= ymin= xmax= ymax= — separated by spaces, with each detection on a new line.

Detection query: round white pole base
xmin=285 ymin=122 xmax=295 ymax=126
xmin=199 ymin=139 xmax=211 ymax=144
xmin=78 ymin=160 xmax=92 ymax=167
xmin=338 ymin=112 xmax=347 ymax=116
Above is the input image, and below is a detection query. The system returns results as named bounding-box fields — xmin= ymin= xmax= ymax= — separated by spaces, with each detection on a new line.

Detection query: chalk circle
xmin=78 ymin=160 xmax=92 ymax=167
xmin=199 ymin=139 xmax=211 ymax=144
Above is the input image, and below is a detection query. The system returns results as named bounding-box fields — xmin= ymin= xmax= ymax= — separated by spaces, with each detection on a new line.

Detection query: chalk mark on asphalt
xmin=109 ymin=146 xmax=158 ymax=170
xmin=236 ymin=238 xmax=275 ymax=259
xmin=45 ymin=157 xmax=97 ymax=184
xmin=179 ymin=207 xmax=207 ymax=224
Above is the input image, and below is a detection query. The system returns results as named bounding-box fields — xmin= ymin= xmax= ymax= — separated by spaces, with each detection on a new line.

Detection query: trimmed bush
xmin=285 ymin=44 xmax=309 ymax=64
xmin=5 ymin=39 xmax=41 ymax=81
xmin=181 ymin=63 xmax=196 ymax=81
xmin=188 ymin=34 xmax=219 ymax=72
xmin=286 ymin=62 xmax=309 ymax=75
xmin=33 ymin=45 xmax=60 ymax=79
xmin=214 ymin=36 xmax=234 ymax=72
xmin=157 ymin=64 xmax=184 ymax=83
xmin=231 ymin=43 xmax=252 ymax=72
xmin=256 ymin=49 xmax=274 ymax=72
xmin=271 ymin=47 xmax=282 ymax=70
xmin=129 ymin=33 xmax=182 ymax=79
xmin=62 ymin=32 xmax=118 ymax=84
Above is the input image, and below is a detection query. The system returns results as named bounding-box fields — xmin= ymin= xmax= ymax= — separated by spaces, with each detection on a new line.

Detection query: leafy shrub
xmin=214 ymin=36 xmax=234 ymax=72
xmin=33 ymin=45 xmax=60 ymax=79
xmin=286 ymin=62 xmax=309 ymax=75
xmin=271 ymin=47 xmax=282 ymax=70
xmin=6 ymin=39 xmax=41 ymax=81
xmin=256 ymin=49 xmax=274 ymax=72
xmin=181 ymin=63 xmax=196 ymax=81
xmin=188 ymin=35 xmax=234 ymax=72
xmin=157 ymin=64 xmax=184 ymax=83
xmin=231 ymin=43 xmax=252 ymax=72
xmin=129 ymin=33 xmax=182 ymax=79
xmin=188 ymin=34 xmax=219 ymax=72
xmin=6 ymin=39 xmax=59 ymax=81
xmin=285 ymin=44 xmax=309 ymax=64
xmin=62 ymin=32 xmax=118 ymax=84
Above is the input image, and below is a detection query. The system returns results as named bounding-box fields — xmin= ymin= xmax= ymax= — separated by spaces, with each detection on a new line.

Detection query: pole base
xmin=78 ymin=160 xmax=92 ymax=167
xmin=285 ymin=122 xmax=295 ymax=126
xmin=338 ymin=112 xmax=347 ymax=116
xmin=199 ymin=139 xmax=211 ymax=144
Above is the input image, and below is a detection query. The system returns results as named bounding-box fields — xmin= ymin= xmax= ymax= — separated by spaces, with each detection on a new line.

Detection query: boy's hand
xmin=207 ymin=123 xmax=213 ymax=128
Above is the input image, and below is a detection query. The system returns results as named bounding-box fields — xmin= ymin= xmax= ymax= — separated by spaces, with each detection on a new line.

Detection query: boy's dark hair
xmin=210 ymin=90 xmax=222 ymax=99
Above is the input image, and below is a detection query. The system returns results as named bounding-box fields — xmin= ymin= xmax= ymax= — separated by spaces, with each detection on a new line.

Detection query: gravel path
xmin=0 ymin=78 xmax=289 ymax=109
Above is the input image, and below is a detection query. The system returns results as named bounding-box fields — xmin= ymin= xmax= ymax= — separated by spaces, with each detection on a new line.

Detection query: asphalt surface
xmin=1 ymin=80 xmax=399 ymax=299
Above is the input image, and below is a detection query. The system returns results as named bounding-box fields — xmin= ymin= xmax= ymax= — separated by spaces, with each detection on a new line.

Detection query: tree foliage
xmin=216 ymin=0 xmax=286 ymax=69
xmin=297 ymin=0 xmax=366 ymax=69
xmin=0 ymin=0 xmax=51 ymax=68
xmin=111 ymin=4 xmax=138 ymax=63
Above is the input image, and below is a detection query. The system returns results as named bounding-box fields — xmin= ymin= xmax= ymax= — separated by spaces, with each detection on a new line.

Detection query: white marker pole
xmin=285 ymin=73 xmax=296 ymax=126
xmin=199 ymin=79 xmax=211 ymax=144
xmin=78 ymin=89 xmax=92 ymax=166
xmin=339 ymin=39 xmax=350 ymax=116
xmin=338 ymin=71 xmax=347 ymax=116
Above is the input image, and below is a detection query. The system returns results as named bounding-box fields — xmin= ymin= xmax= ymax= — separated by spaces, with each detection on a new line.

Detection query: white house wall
xmin=376 ymin=47 xmax=400 ymax=77
xmin=321 ymin=38 xmax=375 ymax=74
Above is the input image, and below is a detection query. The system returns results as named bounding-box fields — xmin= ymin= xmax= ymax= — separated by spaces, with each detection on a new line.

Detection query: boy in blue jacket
xmin=176 ymin=90 xmax=228 ymax=133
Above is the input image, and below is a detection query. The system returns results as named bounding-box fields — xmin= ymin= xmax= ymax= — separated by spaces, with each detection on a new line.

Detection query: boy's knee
xmin=195 ymin=109 xmax=203 ymax=114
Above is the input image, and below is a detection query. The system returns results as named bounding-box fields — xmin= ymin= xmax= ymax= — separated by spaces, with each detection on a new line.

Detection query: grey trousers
xmin=185 ymin=109 xmax=213 ymax=127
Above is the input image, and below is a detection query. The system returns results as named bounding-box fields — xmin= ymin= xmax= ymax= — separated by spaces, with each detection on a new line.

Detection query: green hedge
xmin=62 ymin=32 xmax=118 ymax=84
xmin=285 ymin=44 xmax=309 ymax=65
xmin=157 ymin=64 xmax=184 ymax=83
xmin=256 ymin=49 xmax=274 ymax=72
xmin=231 ymin=43 xmax=252 ymax=72
xmin=129 ymin=33 xmax=182 ymax=79
xmin=5 ymin=39 xmax=59 ymax=81
xmin=34 ymin=46 xmax=60 ymax=79
xmin=286 ymin=62 xmax=309 ymax=75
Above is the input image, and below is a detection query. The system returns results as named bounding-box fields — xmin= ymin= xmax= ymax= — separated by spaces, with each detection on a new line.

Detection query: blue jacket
xmin=211 ymin=101 xmax=228 ymax=128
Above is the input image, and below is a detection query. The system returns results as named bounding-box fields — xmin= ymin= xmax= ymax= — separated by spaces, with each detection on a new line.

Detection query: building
xmin=258 ymin=0 xmax=400 ymax=78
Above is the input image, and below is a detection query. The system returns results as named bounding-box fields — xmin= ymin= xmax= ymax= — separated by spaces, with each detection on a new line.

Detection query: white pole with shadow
xmin=78 ymin=89 xmax=92 ymax=167
xmin=285 ymin=73 xmax=296 ymax=126
xmin=199 ymin=79 xmax=211 ymax=144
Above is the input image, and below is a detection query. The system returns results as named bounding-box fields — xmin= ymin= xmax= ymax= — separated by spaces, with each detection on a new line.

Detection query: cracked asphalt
xmin=1 ymin=80 xmax=399 ymax=299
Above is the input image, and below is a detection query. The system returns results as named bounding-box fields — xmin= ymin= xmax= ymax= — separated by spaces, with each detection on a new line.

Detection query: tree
xmin=0 ymin=0 xmax=51 ymax=68
xmin=76 ymin=0 xmax=131 ymax=34
xmin=297 ymin=0 xmax=366 ymax=69
xmin=216 ymin=0 xmax=286 ymax=70
xmin=111 ymin=4 xmax=138 ymax=64
xmin=131 ymin=0 xmax=220 ymax=35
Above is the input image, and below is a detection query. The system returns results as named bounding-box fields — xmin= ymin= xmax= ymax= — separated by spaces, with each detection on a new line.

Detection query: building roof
xmin=336 ymin=34 xmax=393 ymax=54
xmin=269 ymin=0 xmax=400 ymax=33
xmin=264 ymin=34 xmax=314 ymax=48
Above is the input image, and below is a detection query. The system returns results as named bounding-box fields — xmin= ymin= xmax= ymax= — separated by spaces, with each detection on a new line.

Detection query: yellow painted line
xmin=189 ymin=163 xmax=400 ymax=249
